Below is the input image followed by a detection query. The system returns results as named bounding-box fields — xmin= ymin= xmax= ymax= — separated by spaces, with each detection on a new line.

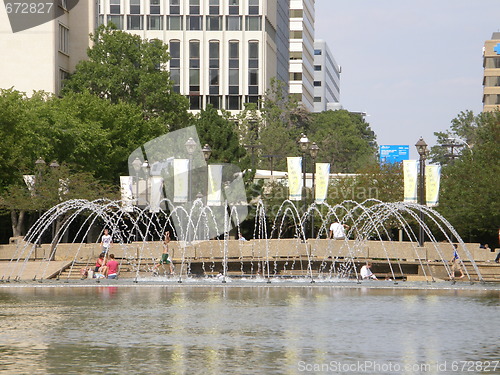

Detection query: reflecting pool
xmin=0 ymin=283 xmax=498 ymax=374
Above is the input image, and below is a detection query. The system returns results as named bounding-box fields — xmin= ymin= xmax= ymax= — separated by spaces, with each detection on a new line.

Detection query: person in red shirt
xmin=106 ymin=253 xmax=119 ymax=279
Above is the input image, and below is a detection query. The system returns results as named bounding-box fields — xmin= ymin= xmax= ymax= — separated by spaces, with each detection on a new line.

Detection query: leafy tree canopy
xmin=62 ymin=24 xmax=190 ymax=130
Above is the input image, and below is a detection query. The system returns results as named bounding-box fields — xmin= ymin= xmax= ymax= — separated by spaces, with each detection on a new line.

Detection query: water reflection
xmin=0 ymin=285 xmax=498 ymax=374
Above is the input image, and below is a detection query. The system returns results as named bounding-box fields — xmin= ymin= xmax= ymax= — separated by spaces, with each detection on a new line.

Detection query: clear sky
xmin=314 ymin=0 xmax=500 ymax=158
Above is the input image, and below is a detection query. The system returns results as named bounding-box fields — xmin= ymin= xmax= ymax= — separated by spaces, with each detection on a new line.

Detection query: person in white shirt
xmin=329 ymin=220 xmax=349 ymax=239
xmin=101 ymin=228 xmax=112 ymax=254
xmin=360 ymin=262 xmax=378 ymax=280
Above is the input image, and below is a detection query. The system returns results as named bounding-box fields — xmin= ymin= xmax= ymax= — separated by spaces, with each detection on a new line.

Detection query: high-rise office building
xmin=0 ymin=1 xmax=95 ymax=95
xmin=313 ymin=39 xmax=341 ymax=112
xmin=483 ymin=32 xmax=500 ymax=112
xmin=97 ymin=0 xmax=290 ymax=112
xmin=288 ymin=0 xmax=314 ymax=111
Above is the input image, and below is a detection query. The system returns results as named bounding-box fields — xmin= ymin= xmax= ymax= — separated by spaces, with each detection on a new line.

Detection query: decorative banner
xmin=207 ymin=164 xmax=223 ymax=206
xmin=315 ymin=163 xmax=330 ymax=204
xmin=23 ymin=175 xmax=36 ymax=196
xmin=403 ymin=160 xmax=418 ymax=203
xmin=120 ymin=176 xmax=134 ymax=212
xmin=150 ymin=176 xmax=164 ymax=213
xmin=287 ymin=157 xmax=302 ymax=201
xmin=425 ymin=165 xmax=441 ymax=207
xmin=174 ymin=159 xmax=189 ymax=203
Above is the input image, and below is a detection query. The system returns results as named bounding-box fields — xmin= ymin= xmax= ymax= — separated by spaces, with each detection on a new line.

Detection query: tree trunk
xmin=10 ymin=210 xmax=25 ymax=238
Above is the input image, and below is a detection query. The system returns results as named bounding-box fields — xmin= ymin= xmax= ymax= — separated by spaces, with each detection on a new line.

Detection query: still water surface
xmin=0 ymin=282 xmax=498 ymax=374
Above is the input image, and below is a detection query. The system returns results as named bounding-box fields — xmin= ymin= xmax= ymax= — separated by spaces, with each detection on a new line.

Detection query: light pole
xmin=141 ymin=160 xmax=150 ymax=206
xmin=309 ymin=142 xmax=319 ymax=238
xmin=201 ymin=144 xmax=212 ymax=206
xmin=244 ymin=143 xmax=262 ymax=172
xmin=415 ymin=137 xmax=428 ymax=247
xmin=34 ymin=158 xmax=46 ymax=251
xmin=131 ymin=157 xmax=142 ymax=242
xmin=298 ymin=133 xmax=310 ymax=240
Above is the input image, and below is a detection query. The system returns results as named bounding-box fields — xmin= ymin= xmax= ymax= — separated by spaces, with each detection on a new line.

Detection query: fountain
xmin=0 ymin=197 xmax=487 ymax=284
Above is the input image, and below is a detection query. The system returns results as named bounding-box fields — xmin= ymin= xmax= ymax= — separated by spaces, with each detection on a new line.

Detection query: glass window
xmin=314 ymin=81 xmax=321 ymax=87
xmin=107 ymin=15 xmax=123 ymax=29
xmin=209 ymin=0 xmax=219 ymax=15
xmin=245 ymin=16 xmax=261 ymax=31
xmin=110 ymin=0 xmax=120 ymax=14
xmin=127 ymin=15 xmax=143 ymax=30
xmin=189 ymin=95 xmax=202 ymax=110
xmin=485 ymin=57 xmax=500 ymax=69
xmin=226 ymin=96 xmax=241 ymax=110
xmin=167 ymin=16 xmax=182 ymax=30
xmin=228 ymin=0 xmax=239 ymax=15
xmin=207 ymin=96 xmax=221 ymax=109
xmin=249 ymin=0 xmax=259 ymax=15
xmin=150 ymin=0 xmax=160 ymax=14
xmin=245 ymin=95 xmax=259 ymax=105
xmin=314 ymin=49 xmax=322 ymax=55
xmin=290 ymin=30 xmax=302 ymax=39
xmin=206 ymin=16 xmax=221 ymax=31
xmin=229 ymin=42 xmax=239 ymax=59
xmin=314 ymin=65 xmax=322 ymax=71
xmin=209 ymin=69 xmax=219 ymax=85
xmin=187 ymin=16 xmax=202 ymax=30
xmin=226 ymin=16 xmax=241 ymax=31
xmin=189 ymin=0 xmax=200 ymax=14
xmin=170 ymin=0 xmax=180 ymax=15
xmin=58 ymin=24 xmax=69 ymax=54
xmin=314 ymin=97 xmax=322 ymax=102
xmin=147 ymin=15 xmax=163 ymax=30
xmin=130 ymin=0 xmax=140 ymax=14
xmin=290 ymin=9 xmax=303 ymax=18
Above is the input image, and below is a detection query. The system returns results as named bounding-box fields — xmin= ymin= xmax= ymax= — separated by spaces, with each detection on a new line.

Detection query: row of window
xmin=188 ymin=95 xmax=260 ymax=110
xmin=168 ymin=40 xmax=258 ymax=99
xmin=100 ymin=14 xmax=261 ymax=31
xmin=105 ymin=0 xmax=259 ymax=16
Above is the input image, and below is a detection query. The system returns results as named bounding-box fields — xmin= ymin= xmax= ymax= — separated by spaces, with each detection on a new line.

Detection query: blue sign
xmin=379 ymin=145 xmax=410 ymax=164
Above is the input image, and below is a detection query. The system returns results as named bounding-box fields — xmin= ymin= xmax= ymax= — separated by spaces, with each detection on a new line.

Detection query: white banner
xmin=315 ymin=163 xmax=330 ymax=204
xmin=150 ymin=176 xmax=164 ymax=212
xmin=207 ymin=164 xmax=223 ymax=206
xmin=287 ymin=157 xmax=302 ymax=201
xmin=174 ymin=159 xmax=189 ymax=203
xmin=120 ymin=176 xmax=134 ymax=212
xmin=403 ymin=160 xmax=418 ymax=203
xmin=425 ymin=165 xmax=441 ymax=207
xmin=23 ymin=175 xmax=36 ymax=196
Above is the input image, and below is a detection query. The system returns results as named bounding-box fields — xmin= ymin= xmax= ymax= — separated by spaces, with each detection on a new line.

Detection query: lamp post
xmin=131 ymin=157 xmax=142 ymax=242
xmin=201 ymin=144 xmax=212 ymax=206
xmin=141 ymin=160 xmax=150 ymax=206
xmin=34 ymin=158 xmax=46 ymax=250
xmin=244 ymin=143 xmax=262 ymax=172
xmin=309 ymin=142 xmax=319 ymax=238
xmin=298 ymin=133 xmax=310 ymax=240
xmin=415 ymin=137 xmax=428 ymax=247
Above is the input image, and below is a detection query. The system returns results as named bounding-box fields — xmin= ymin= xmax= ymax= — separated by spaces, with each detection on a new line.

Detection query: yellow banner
xmin=425 ymin=165 xmax=441 ymax=207
xmin=403 ymin=160 xmax=418 ymax=202
xmin=207 ymin=164 xmax=223 ymax=206
xmin=315 ymin=163 xmax=330 ymax=204
xmin=287 ymin=157 xmax=302 ymax=201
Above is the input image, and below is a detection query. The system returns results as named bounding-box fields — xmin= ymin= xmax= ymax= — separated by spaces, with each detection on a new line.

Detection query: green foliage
xmin=309 ymin=110 xmax=378 ymax=173
xmin=62 ymin=24 xmax=190 ymax=129
xmin=436 ymin=111 xmax=500 ymax=244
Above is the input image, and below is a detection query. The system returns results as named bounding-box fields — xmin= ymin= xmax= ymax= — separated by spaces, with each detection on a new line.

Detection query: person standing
xmin=329 ymin=220 xmax=349 ymax=240
xmin=101 ymin=228 xmax=112 ymax=254
xmin=106 ymin=254 xmax=119 ymax=279
xmin=153 ymin=231 xmax=174 ymax=275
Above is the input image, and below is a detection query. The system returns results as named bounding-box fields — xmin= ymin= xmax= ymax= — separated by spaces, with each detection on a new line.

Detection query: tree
xmin=309 ymin=110 xmax=378 ymax=173
xmin=62 ymin=24 xmax=190 ymax=130
xmin=434 ymin=110 xmax=500 ymax=244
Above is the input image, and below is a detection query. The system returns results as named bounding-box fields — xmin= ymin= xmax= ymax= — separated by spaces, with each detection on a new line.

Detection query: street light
xmin=202 ymin=144 xmax=212 ymax=162
xmin=132 ymin=157 xmax=142 ymax=206
xmin=309 ymin=142 xmax=319 ymax=238
xmin=141 ymin=160 xmax=150 ymax=205
xmin=415 ymin=137 xmax=428 ymax=247
xmin=298 ymin=134 xmax=310 ymax=240
xmin=49 ymin=160 xmax=60 ymax=169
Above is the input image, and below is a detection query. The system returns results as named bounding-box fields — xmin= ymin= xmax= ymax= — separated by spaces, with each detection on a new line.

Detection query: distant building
xmin=97 ymin=0 xmax=290 ymax=113
xmin=289 ymin=0 xmax=314 ymax=111
xmin=0 ymin=1 xmax=95 ymax=95
xmin=482 ymin=32 xmax=500 ymax=112
xmin=313 ymin=39 xmax=341 ymax=112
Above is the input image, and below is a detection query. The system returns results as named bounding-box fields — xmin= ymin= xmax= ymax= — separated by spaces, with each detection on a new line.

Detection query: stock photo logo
xmin=126 ymin=126 xmax=248 ymax=241
xmin=3 ymin=0 xmax=79 ymax=33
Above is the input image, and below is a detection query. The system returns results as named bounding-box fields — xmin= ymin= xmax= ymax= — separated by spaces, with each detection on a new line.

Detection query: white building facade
xmin=97 ymin=0 xmax=290 ymax=112
xmin=288 ymin=0 xmax=314 ymax=111
xmin=0 ymin=1 xmax=95 ymax=95
xmin=313 ymin=39 xmax=341 ymax=112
